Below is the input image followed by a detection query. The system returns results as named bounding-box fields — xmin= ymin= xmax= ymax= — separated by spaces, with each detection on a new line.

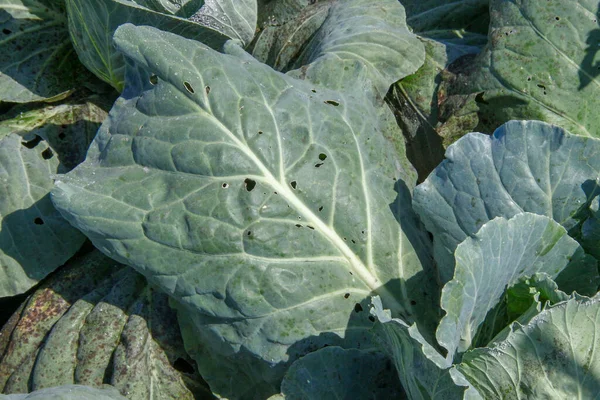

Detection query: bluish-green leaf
xmin=438 ymin=0 xmax=600 ymax=139
xmin=458 ymin=295 xmax=600 ymax=399
xmin=0 ymin=0 xmax=94 ymax=103
xmin=437 ymin=213 xmax=597 ymax=360
xmin=51 ymin=24 xmax=438 ymax=398
xmin=0 ymin=133 xmax=85 ymax=297
xmin=286 ymin=0 xmax=425 ymax=98
xmin=65 ymin=0 xmax=234 ymax=90
xmin=280 ymin=346 xmax=403 ymax=400
xmin=188 ymin=0 xmax=257 ymax=45
xmin=370 ymin=296 xmax=476 ymax=400
xmin=413 ymin=120 xmax=600 ymax=283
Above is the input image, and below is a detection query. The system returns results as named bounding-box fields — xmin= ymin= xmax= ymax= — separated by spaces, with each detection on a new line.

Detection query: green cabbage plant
xmin=1 ymin=0 xmax=600 ymax=399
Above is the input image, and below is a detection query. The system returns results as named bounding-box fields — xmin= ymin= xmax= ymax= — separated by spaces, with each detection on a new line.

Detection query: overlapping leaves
xmin=51 ymin=21 xmax=436 ymax=397
xmin=439 ymin=0 xmax=600 ymax=139
xmin=0 ymin=0 xmax=94 ymax=103
xmin=0 ymin=250 xmax=209 ymax=399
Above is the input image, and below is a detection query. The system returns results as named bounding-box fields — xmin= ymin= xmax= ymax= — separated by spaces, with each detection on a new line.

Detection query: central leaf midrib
xmin=153 ymin=53 xmax=406 ymax=313
xmin=189 ymin=95 xmax=380 ymax=289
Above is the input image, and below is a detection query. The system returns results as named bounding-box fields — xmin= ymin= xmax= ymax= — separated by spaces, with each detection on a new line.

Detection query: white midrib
xmin=190 ymin=79 xmax=406 ymax=314
xmin=235 ymin=129 xmax=408 ymax=313
xmin=270 ymin=179 xmax=407 ymax=314
xmin=221 ymin=126 xmax=381 ymax=290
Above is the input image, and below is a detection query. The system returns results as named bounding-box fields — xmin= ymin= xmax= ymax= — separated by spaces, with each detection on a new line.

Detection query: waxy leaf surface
xmin=414 ymin=120 xmax=600 ymax=282
xmin=65 ymin=0 xmax=233 ymax=90
xmin=0 ymin=0 xmax=93 ymax=102
xmin=51 ymin=24 xmax=438 ymax=384
xmin=287 ymin=0 xmax=425 ymax=98
xmin=437 ymin=213 xmax=597 ymax=360
xmin=459 ymin=295 xmax=600 ymax=399
xmin=0 ymin=133 xmax=85 ymax=297
xmin=439 ymin=0 xmax=600 ymax=138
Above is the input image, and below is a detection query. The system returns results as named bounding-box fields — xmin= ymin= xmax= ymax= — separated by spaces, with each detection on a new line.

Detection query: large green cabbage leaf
xmin=188 ymin=0 xmax=257 ymax=45
xmin=413 ymin=120 xmax=600 ymax=283
xmin=438 ymin=0 xmax=600 ymax=140
xmin=279 ymin=346 xmax=403 ymax=399
xmin=370 ymin=296 xmax=475 ymax=400
xmin=251 ymin=0 xmax=425 ymax=190
xmin=458 ymin=295 xmax=600 ymax=399
xmin=251 ymin=0 xmax=425 ymax=99
xmin=0 ymin=94 xmax=112 ymax=298
xmin=437 ymin=212 xmax=597 ymax=361
xmin=285 ymin=0 xmax=425 ymax=98
xmin=65 ymin=0 xmax=252 ymax=90
xmin=51 ymin=24 xmax=438 ymax=397
xmin=0 ymin=133 xmax=85 ymax=297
